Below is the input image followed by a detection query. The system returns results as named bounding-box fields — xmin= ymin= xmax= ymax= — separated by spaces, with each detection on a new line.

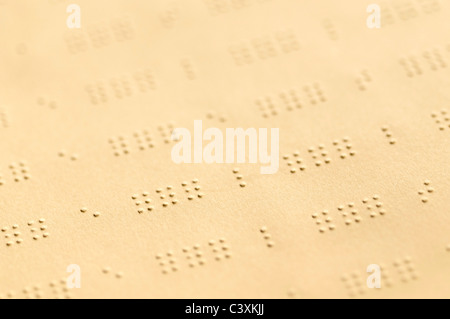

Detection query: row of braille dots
xmin=228 ymin=29 xmax=299 ymax=66
xmin=109 ymin=136 xmax=130 ymax=156
xmin=102 ymin=267 xmax=124 ymax=279
xmin=399 ymin=56 xmax=422 ymax=77
xmin=388 ymin=0 xmax=440 ymax=25
xmin=160 ymin=3 xmax=179 ymax=29
xmin=2 ymin=224 xmax=24 ymax=246
xmin=209 ymin=238 xmax=232 ymax=261
xmin=134 ymin=130 xmax=154 ymax=150
xmin=423 ymin=49 xmax=447 ymax=71
xmin=259 ymin=227 xmax=275 ymax=247
xmin=64 ymin=17 xmax=135 ymax=54
xmin=379 ymin=264 xmax=394 ymax=288
xmin=58 ymin=150 xmax=79 ymax=161
xmin=348 ymin=195 xmax=386 ymax=221
xmin=132 ymin=180 xmax=204 ymax=213
xmin=28 ymin=219 xmax=49 ymax=241
xmin=256 ymin=89 xmax=302 ymax=118
xmin=204 ymin=0 xmax=268 ymax=15
xmin=9 ymin=161 xmax=31 ymax=182
xmin=283 ymin=138 xmax=355 ymax=174
xmin=85 ymin=69 xmax=155 ymax=105
xmin=333 ymin=137 xmax=356 ymax=158
xmin=342 ymin=256 xmax=417 ymax=297
xmin=37 ymin=97 xmax=57 ymax=109
xmin=156 ymin=239 xmax=231 ymax=274
xmin=158 ymin=123 xmax=176 ymax=144
xmin=0 ymin=107 xmax=10 ymax=127
xmin=431 ymin=109 xmax=449 ymax=130
xmin=181 ymin=59 xmax=196 ymax=80
xmin=24 ymin=279 xmax=71 ymax=299
xmin=418 ymin=180 xmax=434 ymax=203
xmin=304 ymin=83 xmax=326 ymax=104
xmin=156 ymin=250 xmax=179 ymax=274
xmin=394 ymin=257 xmax=419 ymax=282
xmin=1 ymin=219 xmax=48 ymax=246
xmin=311 ymin=211 xmax=335 ymax=233
xmin=0 ymin=278 xmax=71 ymax=300
xmin=381 ymin=126 xmax=397 ymax=145
xmin=49 ymin=279 xmax=73 ymax=299
xmin=341 ymin=272 xmax=366 ymax=298
xmin=257 ymin=84 xmax=327 ymax=118
xmin=183 ymin=245 xmax=206 ymax=268
xmin=356 ymin=70 xmax=372 ymax=91
xmin=399 ymin=48 xmax=447 ymax=77
xmin=133 ymin=191 xmax=156 ymax=213
xmin=322 ymin=18 xmax=338 ymax=41
xmin=232 ymin=168 xmax=247 ymax=187
xmin=183 ymin=179 xmax=204 ymax=200
xmin=312 ymin=196 xmax=385 ymax=233
xmin=156 ymin=186 xmax=178 ymax=207
xmin=206 ymin=111 xmax=227 ymax=123
xmin=283 ymin=151 xmax=307 ymax=174
xmin=80 ymin=207 xmax=101 ymax=217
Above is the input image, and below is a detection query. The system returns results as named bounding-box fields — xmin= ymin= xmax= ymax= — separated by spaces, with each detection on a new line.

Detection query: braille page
xmin=0 ymin=0 xmax=449 ymax=299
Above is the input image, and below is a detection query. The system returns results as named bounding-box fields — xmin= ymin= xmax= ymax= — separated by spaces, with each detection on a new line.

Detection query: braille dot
xmin=39 ymin=219 xmax=45 ymax=224
xmin=239 ymin=182 xmax=246 ymax=187
xmin=12 ymin=224 xmax=18 ymax=229
xmin=80 ymin=208 xmax=87 ymax=213
xmin=93 ymin=212 xmax=100 ymax=217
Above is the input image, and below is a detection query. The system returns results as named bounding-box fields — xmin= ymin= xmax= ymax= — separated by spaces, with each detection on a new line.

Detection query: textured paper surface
xmin=0 ymin=0 xmax=449 ymax=299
